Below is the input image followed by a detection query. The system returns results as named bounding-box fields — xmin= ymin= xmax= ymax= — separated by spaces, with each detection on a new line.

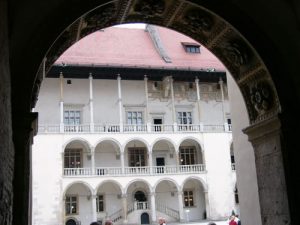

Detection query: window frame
xmin=64 ymin=148 xmax=83 ymax=168
xmin=64 ymin=109 xmax=81 ymax=125
xmin=96 ymin=194 xmax=105 ymax=212
xmin=177 ymin=111 xmax=193 ymax=125
xmin=126 ymin=111 xmax=144 ymax=125
xmin=179 ymin=146 xmax=197 ymax=165
xmin=183 ymin=189 xmax=195 ymax=207
xmin=181 ymin=42 xmax=201 ymax=54
xmin=128 ymin=147 xmax=147 ymax=167
xmin=65 ymin=195 xmax=78 ymax=215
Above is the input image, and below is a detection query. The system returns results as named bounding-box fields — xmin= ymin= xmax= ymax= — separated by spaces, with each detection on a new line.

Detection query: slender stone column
xmin=91 ymin=147 xmax=95 ymax=175
xmin=170 ymin=77 xmax=177 ymax=131
xmin=219 ymin=78 xmax=228 ymax=131
xmin=121 ymin=152 xmax=125 ymax=174
xmin=204 ymin=191 xmax=210 ymax=219
xmin=148 ymin=151 xmax=153 ymax=174
xmin=144 ymin=75 xmax=151 ymax=132
xmin=117 ymin=75 xmax=123 ymax=132
xmin=243 ymin=116 xmax=290 ymax=225
xmin=89 ymin=73 xmax=94 ymax=132
xmin=60 ymin=72 xmax=64 ymax=133
xmin=150 ymin=192 xmax=157 ymax=223
xmin=122 ymin=194 xmax=128 ymax=223
xmin=177 ymin=191 xmax=184 ymax=222
xmin=92 ymin=195 xmax=97 ymax=222
xmin=195 ymin=77 xmax=202 ymax=123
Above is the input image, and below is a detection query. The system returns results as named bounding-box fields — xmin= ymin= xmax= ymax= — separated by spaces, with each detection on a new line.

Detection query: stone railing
xmin=39 ymin=123 xmax=232 ymax=134
xmin=63 ymin=164 xmax=206 ymax=177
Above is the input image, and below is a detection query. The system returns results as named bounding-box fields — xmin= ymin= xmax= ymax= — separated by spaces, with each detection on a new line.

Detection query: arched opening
xmin=66 ymin=218 xmax=79 ymax=225
xmin=63 ymin=140 xmax=92 ymax=176
xmin=96 ymin=181 xmax=123 ymax=223
xmin=126 ymin=180 xmax=151 ymax=212
xmin=94 ymin=140 xmax=122 ymax=176
xmin=155 ymin=179 xmax=180 ymax=222
xmin=182 ymin=178 xmax=207 ymax=221
xmin=152 ymin=139 xmax=176 ymax=174
xmin=64 ymin=182 xmax=93 ymax=225
xmin=8 ymin=1 xmax=292 ymax=225
xmin=141 ymin=212 xmax=150 ymax=224
xmin=124 ymin=140 xmax=149 ymax=172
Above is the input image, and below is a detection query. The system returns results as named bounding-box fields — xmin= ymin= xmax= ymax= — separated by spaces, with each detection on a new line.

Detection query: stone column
xmin=243 ymin=116 xmax=290 ymax=225
xmin=91 ymin=147 xmax=95 ymax=175
xmin=60 ymin=72 xmax=64 ymax=133
xmin=219 ymin=78 xmax=228 ymax=131
xmin=150 ymin=192 xmax=157 ymax=223
xmin=148 ymin=151 xmax=153 ymax=174
xmin=117 ymin=75 xmax=123 ymax=132
xmin=121 ymin=152 xmax=125 ymax=174
xmin=195 ymin=77 xmax=202 ymax=124
xmin=177 ymin=191 xmax=184 ymax=222
xmin=92 ymin=195 xmax=97 ymax=222
xmin=122 ymin=194 xmax=128 ymax=223
xmin=144 ymin=75 xmax=151 ymax=132
xmin=170 ymin=77 xmax=177 ymax=131
xmin=89 ymin=73 xmax=94 ymax=132
xmin=12 ymin=112 xmax=38 ymax=225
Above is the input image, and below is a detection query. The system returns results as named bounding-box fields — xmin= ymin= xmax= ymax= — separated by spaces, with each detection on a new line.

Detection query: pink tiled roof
xmin=56 ymin=26 xmax=225 ymax=71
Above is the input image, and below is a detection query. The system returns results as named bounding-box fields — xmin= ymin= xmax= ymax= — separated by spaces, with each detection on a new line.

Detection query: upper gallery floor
xmin=35 ymin=25 xmax=231 ymax=134
xmin=35 ymin=76 xmax=231 ymax=134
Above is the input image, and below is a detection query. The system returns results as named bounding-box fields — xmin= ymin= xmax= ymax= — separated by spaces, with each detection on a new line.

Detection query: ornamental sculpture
xmin=223 ymin=40 xmax=250 ymax=67
xmin=183 ymin=9 xmax=214 ymax=33
xmin=134 ymin=0 xmax=165 ymax=17
xmin=250 ymin=81 xmax=274 ymax=115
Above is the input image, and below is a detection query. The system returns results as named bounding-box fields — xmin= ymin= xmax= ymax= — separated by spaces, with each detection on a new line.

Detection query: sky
xmin=113 ymin=23 xmax=146 ymax=29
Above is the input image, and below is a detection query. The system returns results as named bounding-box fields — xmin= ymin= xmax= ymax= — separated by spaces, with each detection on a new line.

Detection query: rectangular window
xmin=180 ymin=147 xmax=196 ymax=165
xmin=64 ymin=149 xmax=82 ymax=168
xmin=127 ymin=111 xmax=143 ymax=125
xmin=183 ymin=190 xmax=194 ymax=207
xmin=177 ymin=112 xmax=192 ymax=124
xmin=182 ymin=42 xmax=201 ymax=54
xmin=64 ymin=110 xmax=81 ymax=125
xmin=128 ymin=148 xmax=146 ymax=167
xmin=96 ymin=195 xmax=104 ymax=212
xmin=65 ymin=195 xmax=77 ymax=215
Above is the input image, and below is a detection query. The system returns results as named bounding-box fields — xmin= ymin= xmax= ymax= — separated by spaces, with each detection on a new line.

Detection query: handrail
xmin=38 ymin=123 xmax=232 ymax=134
xmin=63 ymin=164 xmax=206 ymax=177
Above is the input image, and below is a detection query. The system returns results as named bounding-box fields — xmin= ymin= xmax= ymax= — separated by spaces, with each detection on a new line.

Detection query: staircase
xmin=107 ymin=209 xmax=123 ymax=223
xmin=156 ymin=202 xmax=180 ymax=220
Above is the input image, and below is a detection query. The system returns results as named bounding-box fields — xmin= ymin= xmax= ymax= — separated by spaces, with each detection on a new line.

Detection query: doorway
xmin=141 ymin=212 xmax=150 ymax=224
xmin=153 ymin=118 xmax=162 ymax=132
xmin=156 ymin=157 xmax=165 ymax=173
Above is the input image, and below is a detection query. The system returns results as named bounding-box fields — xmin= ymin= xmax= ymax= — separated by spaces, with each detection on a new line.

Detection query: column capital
xmin=144 ymin=75 xmax=148 ymax=80
xmin=243 ymin=116 xmax=281 ymax=145
xmin=117 ymin=74 xmax=121 ymax=80
xmin=195 ymin=77 xmax=199 ymax=83
xmin=121 ymin=193 xmax=127 ymax=198
xmin=89 ymin=72 xmax=93 ymax=78
xmin=150 ymin=191 xmax=156 ymax=196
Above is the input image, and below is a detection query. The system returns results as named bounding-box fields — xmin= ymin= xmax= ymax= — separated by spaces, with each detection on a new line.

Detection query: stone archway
xmin=34 ymin=2 xmax=287 ymax=225
xmin=3 ymin=1 xmax=297 ymax=225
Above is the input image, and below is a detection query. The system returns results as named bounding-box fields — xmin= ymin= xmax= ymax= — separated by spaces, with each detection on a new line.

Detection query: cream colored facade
xmin=32 ymin=76 xmax=238 ymax=225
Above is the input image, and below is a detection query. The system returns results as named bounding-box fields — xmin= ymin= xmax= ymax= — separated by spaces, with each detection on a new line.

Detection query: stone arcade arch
xmin=3 ymin=1 xmax=299 ymax=225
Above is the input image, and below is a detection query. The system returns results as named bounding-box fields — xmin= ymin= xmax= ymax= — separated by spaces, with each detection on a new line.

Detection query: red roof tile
xmin=56 ymin=26 xmax=226 ymax=72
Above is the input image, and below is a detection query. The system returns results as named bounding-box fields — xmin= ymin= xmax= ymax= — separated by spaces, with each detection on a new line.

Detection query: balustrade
xmin=63 ymin=164 xmax=206 ymax=177
xmin=38 ymin=123 xmax=231 ymax=134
